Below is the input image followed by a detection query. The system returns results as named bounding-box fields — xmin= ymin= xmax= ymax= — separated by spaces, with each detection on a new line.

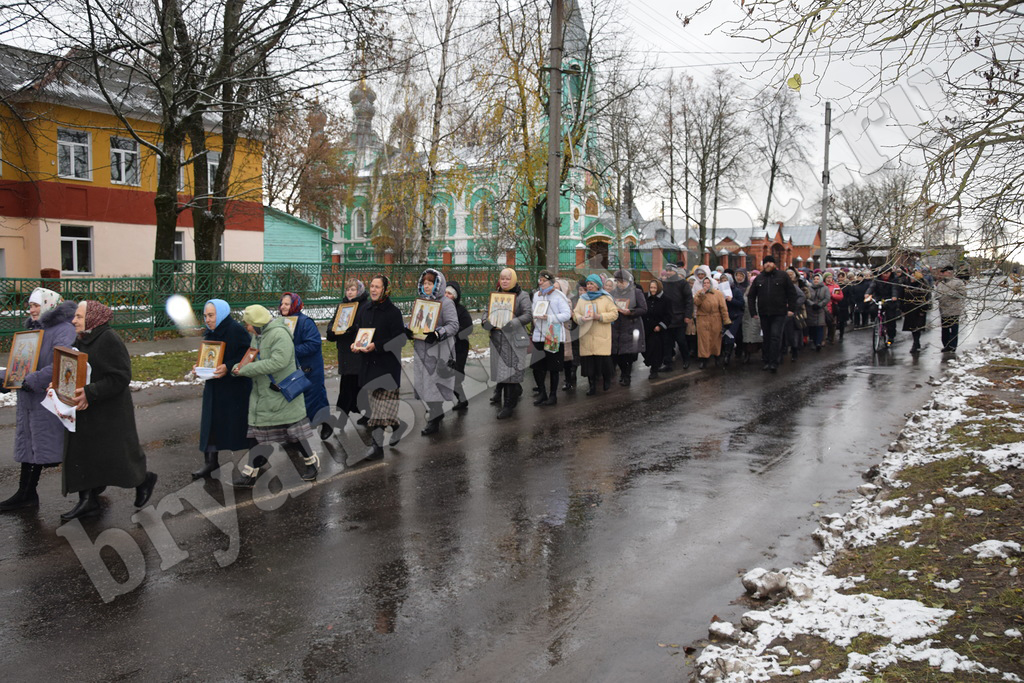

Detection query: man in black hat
xmin=747 ymin=255 xmax=798 ymax=372
xmin=659 ymin=263 xmax=694 ymax=371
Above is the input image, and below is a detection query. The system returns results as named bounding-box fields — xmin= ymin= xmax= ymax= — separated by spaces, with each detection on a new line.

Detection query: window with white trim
xmin=353 ymin=209 xmax=366 ymax=239
xmin=110 ymin=136 xmax=140 ymax=185
xmin=57 ymin=129 xmax=90 ymax=180
xmin=435 ymin=206 xmax=447 ymax=237
xmin=173 ymin=231 xmax=185 ymax=260
xmin=475 ymin=201 xmax=491 ymax=235
xmin=60 ymin=225 xmax=92 ymax=273
xmin=207 ymin=151 xmax=220 ymax=185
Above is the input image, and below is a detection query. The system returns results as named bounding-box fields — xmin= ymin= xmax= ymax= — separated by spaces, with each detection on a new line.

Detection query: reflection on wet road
xmin=0 ymin=316 xmax=1011 ymax=682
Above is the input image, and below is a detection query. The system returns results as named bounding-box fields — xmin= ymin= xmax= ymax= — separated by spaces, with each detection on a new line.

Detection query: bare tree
xmin=754 ymin=88 xmax=810 ymax=232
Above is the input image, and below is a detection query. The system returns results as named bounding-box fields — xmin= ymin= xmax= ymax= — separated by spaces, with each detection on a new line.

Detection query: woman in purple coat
xmin=0 ymin=289 xmax=77 ymax=511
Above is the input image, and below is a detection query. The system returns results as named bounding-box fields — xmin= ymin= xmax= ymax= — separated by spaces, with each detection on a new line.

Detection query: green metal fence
xmin=0 ymin=259 xmax=630 ymax=351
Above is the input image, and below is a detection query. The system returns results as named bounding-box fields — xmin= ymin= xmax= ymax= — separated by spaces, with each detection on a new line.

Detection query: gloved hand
xmin=481 ymin=319 xmax=493 ymax=331
xmin=423 ymin=331 xmax=439 ymax=344
xmin=403 ymin=327 xmax=414 ymax=339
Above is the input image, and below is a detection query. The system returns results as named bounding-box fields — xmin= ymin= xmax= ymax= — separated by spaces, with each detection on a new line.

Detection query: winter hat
xmin=243 ymin=305 xmax=272 ymax=327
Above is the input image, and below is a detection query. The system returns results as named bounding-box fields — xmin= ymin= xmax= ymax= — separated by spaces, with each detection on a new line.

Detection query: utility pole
xmin=818 ymin=102 xmax=831 ymax=269
xmin=545 ymin=0 xmax=563 ymax=273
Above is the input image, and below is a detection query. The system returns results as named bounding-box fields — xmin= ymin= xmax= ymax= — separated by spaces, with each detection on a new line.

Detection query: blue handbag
xmin=269 ymin=359 xmax=311 ymax=402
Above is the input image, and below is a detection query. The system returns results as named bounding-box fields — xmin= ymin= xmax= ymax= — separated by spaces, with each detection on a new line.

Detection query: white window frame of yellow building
xmin=57 ymin=128 xmax=91 ymax=180
xmin=110 ymin=136 xmax=140 ymax=185
xmin=60 ymin=225 xmax=93 ymax=274
xmin=207 ymin=151 xmax=220 ymax=186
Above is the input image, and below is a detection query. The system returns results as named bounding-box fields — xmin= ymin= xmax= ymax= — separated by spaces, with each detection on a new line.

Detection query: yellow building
xmin=0 ymin=44 xmax=264 ymax=278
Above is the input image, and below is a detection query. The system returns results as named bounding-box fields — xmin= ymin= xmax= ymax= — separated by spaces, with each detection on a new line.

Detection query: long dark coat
xmin=293 ymin=313 xmax=329 ymax=424
xmin=5 ymin=301 xmax=77 ymax=465
xmin=62 ymin=324 xmax=147 ymax=495
xmin=199 ymin=316 xmax=254 ymax=452
xmin=326 ymin=291 xmax=369 ymax=414
xmin=901 ymin=279 xmax=931 ymax=332
xmin=326 ymin=291 xmax=369 ymax=378
xmin=353 ymin=297 xmax=406 ymax=389
xmin=610 ymin=285 xmax=648 ymax=355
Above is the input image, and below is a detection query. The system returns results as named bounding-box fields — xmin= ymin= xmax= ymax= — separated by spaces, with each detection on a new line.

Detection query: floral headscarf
xmin=281 ymin=292 xmax=303 ymax=315
xmin=80 ymin=300 xmax=113 ymax=337
xmin=29 ymin=287 xmax=63 ymax=316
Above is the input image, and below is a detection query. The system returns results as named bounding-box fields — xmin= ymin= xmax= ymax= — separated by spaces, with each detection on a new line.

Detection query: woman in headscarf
xmin=279 ymin=292 xmax=331 ymax=440
xmin=481 ymin=267 xmax=532 ymax=419
xmin=693 ymin=276 xmax=731 ymax=368
xmin=685 ymin=274 xmax=699 ymax=363
xmin=192 ymin=299 xmax=253 ymax=480
xmin=805 ymin=272 xmax=831 ymax=351
xmin=445 ymin=280 xmax=474 ymax=411
xmin=642 ymin=279 xmax=671 ymax=379
xmin=529 ymin=270 xmax=572 ymax=406
xmin=326 ymin=279 xmax=369 ymax=426
xmin=609 ymin=269 xmax=647 ymax=386
xmin=230 ymin=304 xmax=321 ymax=487
xmin=60 ymin=301 xmax=158 ymax=521
xmin=0 ymin=289 xmax=77 ymax=512
xmin=406 ymin=268 xmax=460 ymax=435
xmin=350 ymin=275 xmax=407 ymax=459
xmin=573 ymin=273 xmax=619 ymax=395
xmin=823 ymin=271 xmax=844 ymax=344
xmin=782 ymin=266 xmax=809 ymax=361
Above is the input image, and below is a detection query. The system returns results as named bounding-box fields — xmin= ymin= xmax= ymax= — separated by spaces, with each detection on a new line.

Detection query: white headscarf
xmin=29 ymin=287 xmax=63 ymax=315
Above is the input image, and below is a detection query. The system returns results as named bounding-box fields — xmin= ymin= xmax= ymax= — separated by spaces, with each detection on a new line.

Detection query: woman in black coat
xmin=642 ymin=279 xmax=671 ymax=379
xmin=900 ymin=270 xmax=931 ymax=353
xmin=326 ymin=279 xmax=369 ymax=426
xmin=60 ymin=301 xmax=157 ymax=521
xmin=192 ymin=299 xmax=254 ymax=479
xmin=351 ymin=275 xmax=407 ymax=460
xmin=445 ymin=280 xmax=474 ymax=410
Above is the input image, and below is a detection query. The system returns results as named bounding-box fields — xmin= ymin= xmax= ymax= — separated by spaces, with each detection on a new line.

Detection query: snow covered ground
xmin=695 ymin=336 xmax=1024 ymax=682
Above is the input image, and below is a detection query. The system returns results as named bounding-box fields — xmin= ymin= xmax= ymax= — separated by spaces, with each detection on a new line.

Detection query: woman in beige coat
xmin=694 ymin=276 xmax=731 ymax=368
xmin=572 ymin=274 xmax=619 ymax=395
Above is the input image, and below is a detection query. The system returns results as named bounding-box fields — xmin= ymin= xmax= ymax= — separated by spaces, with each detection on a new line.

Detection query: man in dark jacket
xmin=747 ymin=256 xmax=798 ymax=372
xmin=659 ymin=264 xmax=694 ymax=371
xmin=866 ymin=268 xmax=902 ymax=345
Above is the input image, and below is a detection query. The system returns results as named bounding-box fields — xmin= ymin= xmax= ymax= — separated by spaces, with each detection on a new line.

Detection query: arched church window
xmin=435 ymin=207 xmax=448 ymax=237
xmin=353 ymin=208 xmax=366 ymax=239
xmin=585 ymin=194 xmax=599 ymax=216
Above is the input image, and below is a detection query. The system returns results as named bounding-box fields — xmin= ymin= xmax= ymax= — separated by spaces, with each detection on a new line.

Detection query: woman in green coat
xmin=230 ymin=305 xmax=320 ymax=488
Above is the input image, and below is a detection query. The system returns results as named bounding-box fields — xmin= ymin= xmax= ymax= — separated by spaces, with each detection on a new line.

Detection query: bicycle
xmin=865 ymin=295 xmax=895 ymax=353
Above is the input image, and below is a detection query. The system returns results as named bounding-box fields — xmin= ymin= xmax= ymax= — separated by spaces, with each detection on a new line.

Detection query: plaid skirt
xmin=368 ymin=388 xmax=400 ymax=428
xmin=247 ymin=418 xmax=314 ymax=444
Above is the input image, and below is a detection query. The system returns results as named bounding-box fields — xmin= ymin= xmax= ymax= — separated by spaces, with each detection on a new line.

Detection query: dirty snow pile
xmin=696 ymin=336 xmax=1024 ymax=683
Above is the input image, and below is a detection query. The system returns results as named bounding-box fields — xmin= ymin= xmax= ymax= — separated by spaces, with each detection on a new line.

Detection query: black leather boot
xmin=0 ymin=463 xmax=33 ymax=512
xmin=533 ymin=385 xmax=548 ymax=405
xmin=60 ymin=488 xmax=101 ymax=522
xmin=420 ymin=416 xmax=442 ymax=435
xmin=300 ymin=452 xmax=320 ymax=481
xmin=134 ymin=472 xmax=158 ymax=507
xmin=489 ymin=386 xmax=502 ymax=405
xmin=191 ymin=452 xmax=220 ymax=480
xmin=364 ymin=428 xmax=385 ymax=460
xmin=496 ymin=385 xmax=513 ymax=419
xmin=586 ymin=379 xmax=598 ymax=396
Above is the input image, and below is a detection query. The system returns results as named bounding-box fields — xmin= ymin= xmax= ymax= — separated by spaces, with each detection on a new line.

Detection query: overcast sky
xmin=620 ymin=0 xmax=944 ymax=231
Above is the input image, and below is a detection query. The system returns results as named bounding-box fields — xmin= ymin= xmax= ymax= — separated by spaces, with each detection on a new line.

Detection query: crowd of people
xmin=0 ymin=259 xmax=970 ymax=517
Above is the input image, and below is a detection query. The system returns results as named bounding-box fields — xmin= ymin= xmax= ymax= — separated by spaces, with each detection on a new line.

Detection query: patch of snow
xmin=992 ymin=483 xmax=1014 ymax=495
xmin=946 ymin=486 xmax=984 ymax=498
xmin=933 ymin=578 xmax=961 ymax=591
xmin=965 ymin=508 xmax=984 ymax=516
xmin=963 ymin=540 xmax=1022 ymax=559
xmin=140 ymin=351 xmax=165 ymax=357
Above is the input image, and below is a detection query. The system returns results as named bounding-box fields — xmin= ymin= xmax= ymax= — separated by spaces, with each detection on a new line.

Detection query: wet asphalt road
xmin=0 ymin=313 xmax=1014 ymax=682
